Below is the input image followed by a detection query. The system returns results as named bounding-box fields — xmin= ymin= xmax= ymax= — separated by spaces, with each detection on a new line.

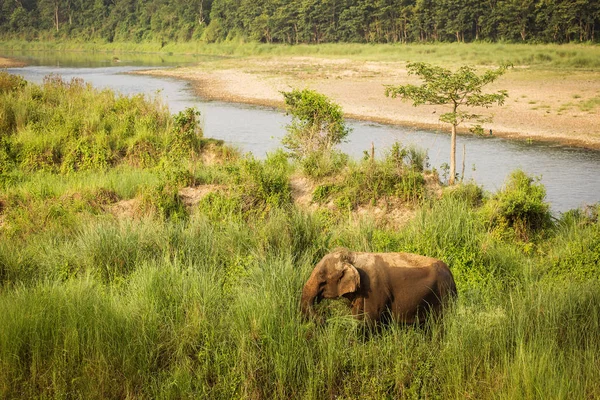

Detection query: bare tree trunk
xmin=450 ymin=124 xmax=457 ymax=185
xmin=199 ymin=0 xmax=204 ymax=25
xmin=370 ymin=142 xmax=375 ymax=162
xmin=54 ymin=2 xmax=59 ymax=32
xmin=461 ymin=143 xmax=465 ymax=183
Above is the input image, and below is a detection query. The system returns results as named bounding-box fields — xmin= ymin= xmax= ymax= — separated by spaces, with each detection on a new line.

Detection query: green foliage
xmin=543 ymin=205 xmax=600 ymax=282
xmin=197 ymin=191 xmax=243 ymax=222
xmin=0 ymin=74 xmax=167 ymax=172
xmin=281 ymin=89 xmax=350 ymax=160
xmin=386 ymin=62 xmax=510 ymax=184
xmin=312 ymin=144 xmax=427 ymax=211
xmin=386 ymin=63 xmax=509 ymax=115
xmin=235 ymin=155 xmax=292 ymax=213
xmin=443 ymin=182 xmax=485 ymax=207
xmin=140 ymin=183 xmax=188 ymax=221
xmin=300 ymin=150 xmax=348 ymax=180
xmin=481 ymin=170 xmax=552 ymax=243
xmin=167 ymin=107 xmax=203 ymax=161
xmin=0 ymin=70 xmax=27 ymax=94
xmin=1 ymin=0 xmax=599 ymax=44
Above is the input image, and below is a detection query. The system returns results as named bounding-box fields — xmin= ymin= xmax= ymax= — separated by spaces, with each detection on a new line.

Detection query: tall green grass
xmin=1 ymin=205 xmax=599 ymax=398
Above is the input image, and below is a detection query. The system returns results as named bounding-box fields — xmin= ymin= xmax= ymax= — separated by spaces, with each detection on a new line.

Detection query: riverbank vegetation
xmin=1 ymin=72 xmax=600 ymax=398
xmin=1 ymin=0 xmax=599 ymax=45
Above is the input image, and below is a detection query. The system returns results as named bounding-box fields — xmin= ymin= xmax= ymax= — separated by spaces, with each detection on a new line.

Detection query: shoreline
xmin=186 ymin=78 xmax=596 ymax=150
xmin=137 ymin=57 xmax=600 ymax=151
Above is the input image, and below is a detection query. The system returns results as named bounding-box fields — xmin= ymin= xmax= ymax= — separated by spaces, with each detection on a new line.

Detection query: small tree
xmin=281 ymin=88 xmax=350 ymax=159
xmin=385 ymin=62 xmax=510 ymax=185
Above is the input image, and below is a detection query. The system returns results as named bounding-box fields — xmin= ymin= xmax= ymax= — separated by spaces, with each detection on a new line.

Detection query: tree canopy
xmin=385 ymin=62 xmax=509 ymax=184
xmin=1 ymin=0 xmax=599 ymax=44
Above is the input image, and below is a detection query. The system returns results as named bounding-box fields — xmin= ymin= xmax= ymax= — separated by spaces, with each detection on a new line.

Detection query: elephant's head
xmin=300 ymin=250 xmax=360 ymax=319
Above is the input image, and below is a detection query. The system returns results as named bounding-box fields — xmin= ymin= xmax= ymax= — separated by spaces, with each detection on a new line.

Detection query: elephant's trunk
xmin=300 ymin=278 xmax=320 ymax=319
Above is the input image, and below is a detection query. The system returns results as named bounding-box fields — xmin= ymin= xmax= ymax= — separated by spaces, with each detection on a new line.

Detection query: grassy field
xmin=1 ymin=70 xmax=600 ymax=399
xmin=2 ymin=39 xmax=600 ymax=70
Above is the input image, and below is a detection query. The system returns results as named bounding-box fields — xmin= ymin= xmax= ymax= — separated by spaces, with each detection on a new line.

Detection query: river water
xmin=4 ymin=51 xmax=600 ymax=214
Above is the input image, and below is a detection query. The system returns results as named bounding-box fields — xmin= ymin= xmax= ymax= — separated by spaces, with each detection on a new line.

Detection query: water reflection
xmin=4 ymin=52 xmax=600 ymax=213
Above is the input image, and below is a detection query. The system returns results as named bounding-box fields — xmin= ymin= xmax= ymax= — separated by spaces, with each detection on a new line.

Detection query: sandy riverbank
xmin=138 ymin=56 xmax=600 ymax=150
xmin=0 ymin=57 xmax=26 ymax=68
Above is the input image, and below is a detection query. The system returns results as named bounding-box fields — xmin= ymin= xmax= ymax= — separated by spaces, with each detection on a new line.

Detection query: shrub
xmin=480 ymin=170 xmax=552 ymax=242
xmin=235 ymin=155 xmax=292 ymax=213
xmin=311 ymin=149 xmax=426 ymax=211
xmin=0 ymin=71 xmax=26 ymax=94
xmin=386 ymin=142 xmax=428 ymax=172
xmin=300 ymin=150 xmax=348 ymax=180
xmin=443 ymin=182 xmax=485 ymax=207
xmin=281 ymin=89 xmax=350 ymax=160
xmin=60 ymin=136 xmax=112 ymax=173
xmin=197 ymin=191 xmax=243 ymax=222
xmin=140 ymin=183 xmax=188 ymax=221
xmin=166 ymin=107 xmax=203 ymax=161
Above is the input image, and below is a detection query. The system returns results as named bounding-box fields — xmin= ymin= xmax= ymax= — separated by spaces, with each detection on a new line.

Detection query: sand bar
xmin=139 ymin=56 xmax=600 ymax=150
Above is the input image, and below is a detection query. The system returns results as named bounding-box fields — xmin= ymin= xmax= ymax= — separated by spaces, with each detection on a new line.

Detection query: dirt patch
xmin=179 ymin=185 xmax=224 ymax=207
xmin=290 ymin=175 xmax=315 ymax=208
xmin=138 ymin=57 xmax=600 ymax=150
xmin=109 ymin=198 xmax=140 ymax=219
xmin=108 ymin=184 xmax=224 ymax=219
xmin=356 ymin=201 xmax=418 ymax=229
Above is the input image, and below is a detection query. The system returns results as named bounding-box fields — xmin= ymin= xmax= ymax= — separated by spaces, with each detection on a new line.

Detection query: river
xmin=4 ymin=51 xmax=600 ymax=214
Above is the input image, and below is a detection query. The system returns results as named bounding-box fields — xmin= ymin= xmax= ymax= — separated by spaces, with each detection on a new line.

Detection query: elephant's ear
xmin=338 ymin=263 xmax=360 ymax=296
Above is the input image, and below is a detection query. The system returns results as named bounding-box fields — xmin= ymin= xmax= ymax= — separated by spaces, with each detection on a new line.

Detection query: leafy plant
xmin=481 ymin=170 xmax=552 ymax=242
xmin=0 ymin=71 xmax=26 ymax=94
xmin=167 ymin=107 xmax=203 ymax=160
xmin=281 ymin=89 xmax=350 ymax=160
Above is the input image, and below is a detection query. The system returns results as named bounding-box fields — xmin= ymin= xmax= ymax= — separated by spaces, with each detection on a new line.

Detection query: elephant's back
xmin=355 ymin=252 xmax=443 ymax=270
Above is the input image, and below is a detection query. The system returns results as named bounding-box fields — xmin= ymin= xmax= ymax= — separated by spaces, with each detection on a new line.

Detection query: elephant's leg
xmin=352 ymin=298 xmax=386 ymax=324
xmin=350 ymin=297 xmax=365 ymax=318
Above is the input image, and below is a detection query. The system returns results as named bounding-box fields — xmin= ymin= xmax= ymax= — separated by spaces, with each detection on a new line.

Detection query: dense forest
xmin=1 ymin=0 xmax=599 ymax=44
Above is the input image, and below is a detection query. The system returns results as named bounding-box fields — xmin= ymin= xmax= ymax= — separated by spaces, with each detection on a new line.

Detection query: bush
xmin=300 ymin=150 xmax=348 ymax=180
xmin=140 ymin=183 xmax=188 ymax=221
xmin=481 ymin=170 xmax=552 ymax=242
xmin=235 ymin=155 xmax=292 ymax=214
xmin=0 ymin=71 xmax=26 ymax=94
xmin=311 ymin=148 xmax=426 ymax=211
xmin=443 ymin=182 xmax=485 ymax=207
xmin=281 ymin=89 xmax=350 ymax=159
xmin=166 ymin=107 xmax=203 ymax=161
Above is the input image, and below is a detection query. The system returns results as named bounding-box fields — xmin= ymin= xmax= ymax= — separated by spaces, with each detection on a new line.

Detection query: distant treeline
xmin=1 ymin=0 xmax=599 ymax=44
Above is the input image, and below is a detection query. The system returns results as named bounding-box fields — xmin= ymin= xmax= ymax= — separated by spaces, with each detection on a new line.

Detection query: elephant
xmin=300 ymin=249 xmax=457 ymax=325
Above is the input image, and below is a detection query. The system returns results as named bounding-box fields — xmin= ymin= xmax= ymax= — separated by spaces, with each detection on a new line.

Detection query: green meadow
xmin=3 ymin=40 xmax=600 ymax=70
xmin=1 ymin=70 xmax=599 ymax=399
